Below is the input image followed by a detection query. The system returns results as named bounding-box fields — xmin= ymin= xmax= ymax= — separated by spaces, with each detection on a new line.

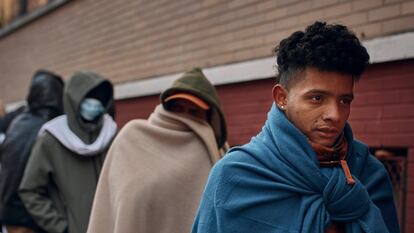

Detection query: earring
xmin=280 ymin=105 xmax=285 ymax=109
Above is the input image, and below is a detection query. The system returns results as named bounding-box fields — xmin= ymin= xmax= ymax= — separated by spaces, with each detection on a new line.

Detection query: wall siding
xmin=115 ymin=59 xmax=414 ymax=232
xmin=1 ymin=0 xmax=414 ymax=103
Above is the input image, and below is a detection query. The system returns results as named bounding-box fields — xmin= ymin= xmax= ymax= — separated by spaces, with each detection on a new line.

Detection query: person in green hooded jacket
xmin=19 ymin=71 xmax=117 ymax=233
xmin=87 ymin=68 xmax=228 ymax=233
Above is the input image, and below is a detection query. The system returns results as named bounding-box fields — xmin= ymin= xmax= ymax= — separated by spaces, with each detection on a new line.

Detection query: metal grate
xmin=374 ymin=149 xmax=407 ymax=232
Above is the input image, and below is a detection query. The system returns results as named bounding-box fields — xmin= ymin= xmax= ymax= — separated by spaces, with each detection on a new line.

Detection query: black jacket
xmin=0 ymin=71 xmax=64 ymax=230
xmin=0 ymin=106 xmax=25 ymax=133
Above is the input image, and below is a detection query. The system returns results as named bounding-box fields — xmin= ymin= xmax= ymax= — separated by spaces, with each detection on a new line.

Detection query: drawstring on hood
xmin=160 ymin=68 xmax=227 ymax=148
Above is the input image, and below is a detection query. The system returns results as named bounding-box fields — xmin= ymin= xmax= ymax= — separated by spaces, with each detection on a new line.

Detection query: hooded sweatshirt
xmin=19 ymin=71 xmax=116 ymax=233
xmin=0 ymin=71 xmax=63 ymax=231
xmin=160 ymin=68 xmax=227 ymax=149
xmin=87 ymin=68 xmax=228 ymax=233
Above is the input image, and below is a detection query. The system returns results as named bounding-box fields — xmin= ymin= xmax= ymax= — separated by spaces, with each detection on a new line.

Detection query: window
xmin=0 ymin=0 xmax=69 ymax=37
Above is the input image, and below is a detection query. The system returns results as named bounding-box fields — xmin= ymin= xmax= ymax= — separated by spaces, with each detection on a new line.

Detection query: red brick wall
xmin=115 ymin=95 xmax=159 ymax=127
xmin=1 ymin=0 xmax=414 ymax=103
xmin=350 ymin=59 xmax=414 ymax=233
xmin=407 ymin=148 xmax=414 ymax=233
xmin=116 ymin=59 xmax=414 ymax=145
xmin=115 ymin=78 xmax=275 ymax=146
xmin=115 ymin=59 xmax=414 ymax=232
xmin=350 ymin=59 xmax=414 ymax=147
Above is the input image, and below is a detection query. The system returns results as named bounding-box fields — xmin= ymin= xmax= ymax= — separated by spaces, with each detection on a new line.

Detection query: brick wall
xmin=115 ymin=78 xmax=275 ymax=146
xmin=115 ymin=59 xmax=414 ymax=232
xmin=350 ymin=59 xmax=414 ymax=147
xmin=1 ymin=0 xmax=414 ymax=103
xmin=116 ymin=59 xmax=414 ymax=144
xmin=407 ymin=148 xmax=414 ymax=233
xmin=350 ymin=59 xmax=414 ymax=233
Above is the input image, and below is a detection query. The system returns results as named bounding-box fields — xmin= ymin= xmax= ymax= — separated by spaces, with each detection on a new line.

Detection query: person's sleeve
xmin=87 ymin=140 xmax=116 ymax=233
xmin=0 ymin=118 xmax=6 ymax=133
xmin=18 ymin=135 xmax=68 ymax=233
xmin=0 ymin=106 xmax=25 ymax=132
xmin=360 ymin=155 xmax=401 ymax=233
xmin=191 ymin=179 xmax=218 ymax=233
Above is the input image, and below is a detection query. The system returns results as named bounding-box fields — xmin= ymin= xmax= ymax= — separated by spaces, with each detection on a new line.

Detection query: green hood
xmin=64 ymin=71 xmax=113 ymax=144
xmin=160 ymin=68 xmax=227 ymax=148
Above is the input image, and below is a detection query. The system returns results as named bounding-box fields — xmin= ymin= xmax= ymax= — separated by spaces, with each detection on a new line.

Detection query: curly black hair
xmin=274 ymin=21 xmax=370 ymax=89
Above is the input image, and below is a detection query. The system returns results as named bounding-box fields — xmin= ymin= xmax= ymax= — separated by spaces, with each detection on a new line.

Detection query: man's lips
xmin=315 ymin=127 xmax=340 ymax=138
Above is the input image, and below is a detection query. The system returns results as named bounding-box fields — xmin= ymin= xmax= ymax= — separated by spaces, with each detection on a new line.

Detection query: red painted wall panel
xmin=115 ymin=59 xmax=414 ymax=232
xmin=115 ymin=78 xmax=275 ymax=145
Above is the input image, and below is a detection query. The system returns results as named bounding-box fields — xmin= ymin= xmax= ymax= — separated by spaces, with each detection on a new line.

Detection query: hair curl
xmin=274 ymin=21 xmax=369 ymax=88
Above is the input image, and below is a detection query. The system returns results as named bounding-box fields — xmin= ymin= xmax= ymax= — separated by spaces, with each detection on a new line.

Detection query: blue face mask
xmin=80 ymin=98 xmax=105 ymax=121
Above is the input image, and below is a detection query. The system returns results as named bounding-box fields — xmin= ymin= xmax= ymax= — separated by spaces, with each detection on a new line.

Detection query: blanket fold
xmin=88 ymin=105 xmax=224 ymax=233
xmin=192 ymin=104 xmax=399 ymax=233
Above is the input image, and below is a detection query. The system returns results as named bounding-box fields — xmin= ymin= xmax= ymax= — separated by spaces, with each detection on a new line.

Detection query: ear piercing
xmin=280 ymin=105 xmax=285 ymax=109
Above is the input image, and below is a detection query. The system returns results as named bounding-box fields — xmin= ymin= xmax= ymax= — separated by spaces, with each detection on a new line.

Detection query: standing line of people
xmin=0 ymin=70 xmax=117 ymax=233
xmin=0 ymin=21 xmax=401 ymax=233
xmin=0 ymin=68 xmax=226 ymax=233
xmin=19 ymin=71 xmax=117 ymax=233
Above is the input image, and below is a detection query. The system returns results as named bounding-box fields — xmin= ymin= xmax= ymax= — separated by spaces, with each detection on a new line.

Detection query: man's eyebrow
xmin=303 ymin=89 xmax=330 ymax=95
xmin=341 ymin=94 xmax=354 ymax=99
xmin=304 ymin=89 xmax=354 ymax=99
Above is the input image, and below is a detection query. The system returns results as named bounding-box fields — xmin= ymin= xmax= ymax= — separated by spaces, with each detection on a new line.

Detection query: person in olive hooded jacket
xmin=19 ymin=71 xmax=117 ymax=233
xmin=0 ymin=70 xmax=64 ymax=233
xmin=87 ymin=68 xmax=228 ymax=233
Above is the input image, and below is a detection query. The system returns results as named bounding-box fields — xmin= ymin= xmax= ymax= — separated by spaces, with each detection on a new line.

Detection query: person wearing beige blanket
xmin=87 ymin=68 xmax=228 ymax=233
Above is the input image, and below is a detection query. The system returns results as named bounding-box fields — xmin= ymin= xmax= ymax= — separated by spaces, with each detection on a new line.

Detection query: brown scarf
xmin=309 ymin=133 xmax=356 ymax=185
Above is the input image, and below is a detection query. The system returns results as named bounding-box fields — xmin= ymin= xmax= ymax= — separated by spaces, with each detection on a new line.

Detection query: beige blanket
xmin=87 ymin=105 xmax=225 ymax=233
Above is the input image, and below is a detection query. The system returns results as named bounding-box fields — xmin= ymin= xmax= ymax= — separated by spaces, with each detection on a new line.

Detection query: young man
xmin=87 ymin=68 xmax=228 ymax=233
xmin=0 ymin=70 xmax=64 ymax=233
xmin=18 ymin=71 xmax=117 ymax=233
xmin=192 ymin=22 xmax=400 ymax=233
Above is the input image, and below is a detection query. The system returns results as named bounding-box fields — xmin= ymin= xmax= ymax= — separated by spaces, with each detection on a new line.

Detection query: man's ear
xmin=272 ymin=84 xmax=288 ymax=110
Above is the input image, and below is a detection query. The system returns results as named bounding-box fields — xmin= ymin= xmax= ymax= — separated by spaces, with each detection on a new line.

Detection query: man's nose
xmin=322 ymin=102 xmax=341 ymax=122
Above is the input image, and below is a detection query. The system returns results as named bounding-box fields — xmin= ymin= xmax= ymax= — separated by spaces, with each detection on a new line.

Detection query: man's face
xmin=273 ymin=67 xmax=354 ymax=147
xmin=169 ymin=99 xmax=208 ymax=122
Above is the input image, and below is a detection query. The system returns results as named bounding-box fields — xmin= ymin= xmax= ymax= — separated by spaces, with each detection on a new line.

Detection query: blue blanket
xmin=192 ymin=104 xmax=399 ymax=233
